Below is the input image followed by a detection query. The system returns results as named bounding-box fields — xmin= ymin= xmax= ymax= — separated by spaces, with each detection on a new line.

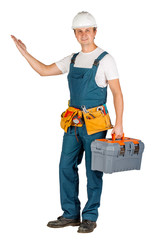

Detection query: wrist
xmin=115 ymin=121 xmax=123 ymax=127
xmin=22 ymin=50 xmax=29 ymax=58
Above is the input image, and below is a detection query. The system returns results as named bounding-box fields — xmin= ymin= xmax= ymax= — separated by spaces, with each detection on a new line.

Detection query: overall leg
xmin=59 ymin=126 xmax=84 ymax=219
xmin=81 ymin=127 xmax=107 ymax=222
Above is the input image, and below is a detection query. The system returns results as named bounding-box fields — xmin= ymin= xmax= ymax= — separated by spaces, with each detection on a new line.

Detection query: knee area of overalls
xmin=86 ymin=170 xmax=103 ymax=182
xmin=59 ymin=151 xmax=74 ymax=170
xmin=94 ymin=170 xmax=103 ymax=178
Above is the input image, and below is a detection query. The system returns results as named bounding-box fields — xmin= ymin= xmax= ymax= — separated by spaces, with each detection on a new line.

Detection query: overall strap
xmin=71 ymin=52 xmax=79 ymax=65
xmin=93 ymin=51 xmax=108 ymax=67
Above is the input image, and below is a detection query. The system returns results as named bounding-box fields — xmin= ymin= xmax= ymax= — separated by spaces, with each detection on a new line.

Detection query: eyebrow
xmin=77 ymin=28 xmax=90 ymax=31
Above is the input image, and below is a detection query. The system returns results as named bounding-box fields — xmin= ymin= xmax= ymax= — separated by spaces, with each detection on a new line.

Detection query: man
xmin=11 ymin=11 xmax=123 ymax=233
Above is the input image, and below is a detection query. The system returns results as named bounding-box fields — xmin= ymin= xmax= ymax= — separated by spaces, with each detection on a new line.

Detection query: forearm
xmin=23 ymin=51 xmax=46 ymax=76
xmin=113 ymin=92 xmax=124 ymax=126
xmin=11 ymin=35 xmax=62 ymax=76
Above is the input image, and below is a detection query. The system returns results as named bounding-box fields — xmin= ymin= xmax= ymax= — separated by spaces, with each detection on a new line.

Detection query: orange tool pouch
xmin=60 ymin=104 xmax=113 ymax=135
xmin=60 ymin=107 xmax=83 ymax=133
xmin=82 ymin=105 xmax=113 ymax=135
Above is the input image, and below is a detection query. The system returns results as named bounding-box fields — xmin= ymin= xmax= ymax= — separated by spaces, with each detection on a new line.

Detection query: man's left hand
xmin=111 ymin=124 xmax=123 ymax=139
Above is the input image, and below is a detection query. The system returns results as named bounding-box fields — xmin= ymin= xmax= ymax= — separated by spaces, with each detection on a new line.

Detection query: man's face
xmin=74 ymin=27 xmax=97 ymax=46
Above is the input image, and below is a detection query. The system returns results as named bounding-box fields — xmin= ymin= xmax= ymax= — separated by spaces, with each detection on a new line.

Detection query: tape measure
xmin=72 ymin=114 xmax=84 ymax=125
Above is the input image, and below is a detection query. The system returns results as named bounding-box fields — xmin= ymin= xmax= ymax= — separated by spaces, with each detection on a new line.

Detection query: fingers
xmin=11 ymin=35 xmax=19 ymax=45
xmin=11 ymin=35 xmax=17 ymax=41
xmin=11 ymin=35 xmax=26 ymax=50
xmin=115 ymin=134 xmax=123 ymax=139
xmin=111 ymin=128 xmax=115 ymax=135
xmin=18 ymin=39 xmax=26 ymax=48
xmin=111 ymin=128 xmax=123 ymax=139
xmin=11 ymin=35 xmax=15 ymax=39
xmin=115 ymin=132 xmax=124 ymax=139
xmin=11 ymin=35 xmax=22 ymax=45
xmin=18 ymin=39 xmax=24 ymax=46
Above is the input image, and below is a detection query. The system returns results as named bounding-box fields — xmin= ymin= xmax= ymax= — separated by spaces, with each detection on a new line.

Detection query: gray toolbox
xmin=91 ymin=134 xmax=145 ymax=174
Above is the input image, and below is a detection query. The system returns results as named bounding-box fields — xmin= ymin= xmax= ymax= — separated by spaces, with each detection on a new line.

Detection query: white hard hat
xmin=72 ymin=11 xmax=97 ymax=29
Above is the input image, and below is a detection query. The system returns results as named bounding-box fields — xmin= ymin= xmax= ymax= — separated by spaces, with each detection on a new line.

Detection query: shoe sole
xmin=47 ymin=222 xmax=80 ymax=228
xmin=77 ymin=224 xmax=97 ymax=233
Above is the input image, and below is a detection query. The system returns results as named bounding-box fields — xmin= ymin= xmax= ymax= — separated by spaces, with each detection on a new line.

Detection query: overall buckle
xmin=93 ymin=59 xmax=99 ymax=66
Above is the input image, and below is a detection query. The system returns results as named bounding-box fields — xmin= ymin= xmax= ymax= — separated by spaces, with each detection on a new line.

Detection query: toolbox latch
xmin=134 ymin=144 xmax=139 ymax=154
xmin=95 ymin=147 xmax=104 ymax=155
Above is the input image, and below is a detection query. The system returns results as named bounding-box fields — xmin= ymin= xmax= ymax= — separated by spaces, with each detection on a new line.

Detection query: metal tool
xmin=97 ymin=106 xmax=104 ymax=112
xmin=97 ymin=106 xmax=104 ymax=115
xmin=81 ymin=105 xmax=89 ymax=113
xmin=81 ymin=105 xmax=95 ymax=119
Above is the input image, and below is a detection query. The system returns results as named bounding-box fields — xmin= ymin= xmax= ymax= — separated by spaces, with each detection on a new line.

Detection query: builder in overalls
xmin=11 ymin=11 xmax=124 ymax=233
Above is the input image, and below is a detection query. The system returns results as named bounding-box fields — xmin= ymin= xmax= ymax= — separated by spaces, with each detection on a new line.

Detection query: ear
xmin=92 ymin=27 xmax=97 ymax=36
xmin=94 ymin=30 xmax=97 ymax=38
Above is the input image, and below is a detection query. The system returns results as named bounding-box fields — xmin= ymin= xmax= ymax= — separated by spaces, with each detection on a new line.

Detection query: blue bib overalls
xmin=59 ymin=51 xmax=108 ymax=222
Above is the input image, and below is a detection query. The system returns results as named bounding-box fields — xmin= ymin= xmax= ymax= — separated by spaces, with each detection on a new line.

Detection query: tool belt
xmin=60 ymin=104 xmax=113 ymax=135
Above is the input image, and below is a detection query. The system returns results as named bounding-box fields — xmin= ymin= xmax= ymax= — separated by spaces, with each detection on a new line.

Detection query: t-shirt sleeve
xmin=55 ymin=54 xmax=74 ymax=74
xmin=101 ymin=54 xmax=119 ymax=81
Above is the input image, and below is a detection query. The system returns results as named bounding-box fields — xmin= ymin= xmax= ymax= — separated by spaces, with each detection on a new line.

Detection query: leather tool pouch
xmin=83 ymin=108 xmax=113 ymax=135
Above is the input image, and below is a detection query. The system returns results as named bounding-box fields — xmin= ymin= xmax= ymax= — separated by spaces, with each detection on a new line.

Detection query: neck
xmin=81 ymin=43 xmax=97 ymax=53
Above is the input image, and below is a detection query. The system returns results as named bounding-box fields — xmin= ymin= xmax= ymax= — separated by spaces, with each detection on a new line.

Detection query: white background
xmin=0 ymin=0 xmax=160 ymax=239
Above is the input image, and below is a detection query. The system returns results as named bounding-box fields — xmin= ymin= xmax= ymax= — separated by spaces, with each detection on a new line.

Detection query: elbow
xmin=39 ymin=71 xmax=46 ymax=76
xmin=39 ymin=65 xmax=48 ymax=76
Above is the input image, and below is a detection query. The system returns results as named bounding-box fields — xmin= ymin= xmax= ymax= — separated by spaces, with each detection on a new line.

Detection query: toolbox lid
xmin=96 ymin=133 xmax=140 ymax=146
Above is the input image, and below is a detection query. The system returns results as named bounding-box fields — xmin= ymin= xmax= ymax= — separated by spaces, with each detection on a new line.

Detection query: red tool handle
xmin=112 ymin=133 xmax=125 ymax=141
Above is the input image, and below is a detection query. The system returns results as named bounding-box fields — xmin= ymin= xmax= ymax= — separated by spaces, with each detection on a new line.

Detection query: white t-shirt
xmin=55 ymin=47 xmax=119 ymax=88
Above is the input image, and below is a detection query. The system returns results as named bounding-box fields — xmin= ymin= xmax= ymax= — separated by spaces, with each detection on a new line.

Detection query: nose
xmin=81 ymin=32 xmax=87 ymax=38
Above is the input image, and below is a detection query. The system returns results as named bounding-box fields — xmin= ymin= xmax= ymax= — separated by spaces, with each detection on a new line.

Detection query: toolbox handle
xmin=112 ymin=133 xmax=125 ymax=141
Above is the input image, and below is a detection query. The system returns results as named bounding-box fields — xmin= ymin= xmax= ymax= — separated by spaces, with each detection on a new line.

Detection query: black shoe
xmin=77 ymin=219 xmax=97 ymax=233
xmin=47 ymin=216 xmax=81 ymax=228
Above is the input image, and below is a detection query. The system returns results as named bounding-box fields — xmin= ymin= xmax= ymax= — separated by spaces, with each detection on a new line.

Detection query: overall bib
xmin=59 ymin=51 xmax=108 ymax=222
